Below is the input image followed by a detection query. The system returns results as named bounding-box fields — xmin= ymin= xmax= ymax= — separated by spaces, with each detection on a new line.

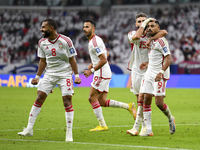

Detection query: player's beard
xmin=85 ymin=30 xmax=92 ymax=38
xmin=43 ymin=30 xmax=51 ymax=38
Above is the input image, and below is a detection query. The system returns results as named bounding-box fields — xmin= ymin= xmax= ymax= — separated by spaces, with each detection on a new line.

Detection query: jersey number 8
xmin=51 ymin=48 xmax=56 ymax=56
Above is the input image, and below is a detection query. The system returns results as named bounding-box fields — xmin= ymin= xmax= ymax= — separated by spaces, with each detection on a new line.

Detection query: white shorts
xmin=154 ymin=79 xmax=167 ymax=96
xmin=139 ymin=78 xmax=154 ymax=95
xmin=130 ymin=71 xmax=143 ymax=95
xmin=91 ymin=76 xmax=110 ymax=93
xmin=38 ymin=74 xmax=74 ymax=96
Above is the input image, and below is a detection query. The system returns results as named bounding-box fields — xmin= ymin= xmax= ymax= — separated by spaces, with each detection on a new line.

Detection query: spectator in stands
xmin=0 ymin=5 xmax=200 ymax=67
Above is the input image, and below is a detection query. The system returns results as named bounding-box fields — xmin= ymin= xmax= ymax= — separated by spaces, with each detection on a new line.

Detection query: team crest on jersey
xmin=58 ymin=43 xmax=63 ymax=49
xmin=163 ymin=47 xmax=168 ymax=53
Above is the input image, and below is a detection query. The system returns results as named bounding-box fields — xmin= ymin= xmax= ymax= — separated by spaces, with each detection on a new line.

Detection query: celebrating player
xmin=83 ymin=19 xmax=136 ymax=131
xmin=18 ymin=19 xmax=81 ymax=142
xmin=139 ymin=19 xmax=176 ymax=136
xmin=127 ymin=13 xmax=168 ymax=136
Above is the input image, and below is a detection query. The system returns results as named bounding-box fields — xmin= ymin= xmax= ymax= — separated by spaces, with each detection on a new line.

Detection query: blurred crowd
xmin=0 ymin=5 xmax=200 ymax=65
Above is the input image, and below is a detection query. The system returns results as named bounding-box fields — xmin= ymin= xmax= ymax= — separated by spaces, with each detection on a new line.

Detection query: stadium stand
xmin=0 ymin=2 xmax=200 ymax=70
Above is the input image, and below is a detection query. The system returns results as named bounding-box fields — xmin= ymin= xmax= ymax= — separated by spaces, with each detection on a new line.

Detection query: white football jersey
xmin=37 ymin=34 xmax=77 ymax=77
xmin=144 ymin=37 xmax=170 ymax=81
xmin=127 ymin=30 xmax=149 ymax=75
xmin=88 ymin=35 xmax=111 ymax=79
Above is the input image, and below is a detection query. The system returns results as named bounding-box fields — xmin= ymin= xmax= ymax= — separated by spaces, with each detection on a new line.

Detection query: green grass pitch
xmin=0 ymin=87 xmax=200 ymax=150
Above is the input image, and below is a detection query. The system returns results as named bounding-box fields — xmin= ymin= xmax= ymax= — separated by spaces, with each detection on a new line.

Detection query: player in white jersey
xmin=83 ymin=19 xmax=136 ymax=131
xmin=18 ymin=19 xmax=81 ymax=142
xmin=139 ymin=19 xmax=176 ymax=136
xmin=127 ymin=13 xmax=168 ymax=136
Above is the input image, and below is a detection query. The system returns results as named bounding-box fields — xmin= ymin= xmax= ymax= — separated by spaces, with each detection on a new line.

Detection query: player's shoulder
xmin=39 ymin=38 xmax=47 ymax=44
xmin=90 ymin=35 xmax=103 ymax=47
xmin=59 ymin=34 xmax=73 ymax=46
xmin=59 ymin=34 xmax=72 ymax=41
xmin=154 ymin=37 xmax=168 ymax=47
xmin=38 ymin=38 xmax=48 ymax=47
xmin=93 ymin=35 xmax=102 ymax=41
xmin=128 ymin=30 xmax=136 ymax=35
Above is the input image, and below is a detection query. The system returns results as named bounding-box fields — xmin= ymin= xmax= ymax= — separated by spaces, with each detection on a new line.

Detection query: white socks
xmin=27 ymin=104 xmax=41 ymax=129
xmin=65 ymin=111 xmax=74 ymax=134
xmin=133 ymin=105 xmax=143 ymax=130
xmin=91 ymin=101 xmax=107 ymax=127
xmin=143 ymin=111 xmax=152 ymax=132
xmin=65 ymin=105 xmax=74 ymax=134
xmin=105 ymin=99 xmax=129 ymax=109
xmin=143 ymin=104 xmax=152 ymax=132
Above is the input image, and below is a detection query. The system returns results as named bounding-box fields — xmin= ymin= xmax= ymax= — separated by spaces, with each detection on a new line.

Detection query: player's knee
xmin=88 ymin=95 xmax=96 ymax=103
xmin=155 ymin=101 xmax=163 ymax=109
xmin=88 ymin=96 xmax=92 ymax=103
xmin=98 ymin=100 xmax=106 ymax=107
xmin=138 ymin=95 xmax=143 ymax=102
xmin=144 ymin=96 xmax=151 ymax=104
xmin=62 ymin=96 xmax=72 ymax=106
xmin=36 ymin=92 xmax=46 ymax=103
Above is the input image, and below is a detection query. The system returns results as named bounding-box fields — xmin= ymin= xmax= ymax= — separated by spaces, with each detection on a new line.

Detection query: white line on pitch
xmin=0 ymin=124 xmax=199 ymax=132
xmin=0 ymin=138 xmax=190 ymax=150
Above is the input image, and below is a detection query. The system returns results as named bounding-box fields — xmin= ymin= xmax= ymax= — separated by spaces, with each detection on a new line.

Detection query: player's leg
xmin=140 ymin=93 xmax=153 ymax=136
xmin=155 ymin=96 xmax=173 ymax=121
xmin=127 ymin=75 xmax=146 ymax=136
xmin=139 ymin=79 xmax=154 ymax=136
xmin=102 ymin=97 xmax=136 ymax=120
xmin=89 ymin=87 xmax=108 ymax=131
xmin=154 ymin=79 xmax=176 ymax=134
xmin=18 ymin=91 xmax=47 ymax=136
xmin=59 ymin=76 xmax=74 ymax=141
xmin=18 ymin=75 xmax=54 ymax=136
xmin=127 ymin=93 xmax=145 ymax=136
xmin=63 ymin=95 xmax=74 ymax=141
xmin=155 ymin=96 xmax=176 ymax=134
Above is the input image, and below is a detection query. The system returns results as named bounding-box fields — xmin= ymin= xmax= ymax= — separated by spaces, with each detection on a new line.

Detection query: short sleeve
xmin=66 ymin=38 xmax=77 ymax=58
xmin=156 ymin=38 xmax=171 ymax=57
xmin=37 ymin=40 xmax=45 ymax=58
xmin=128 ymin=30 xmax=136 ymax=43
xmin=92 ymin=37 xmax=105 ymax=56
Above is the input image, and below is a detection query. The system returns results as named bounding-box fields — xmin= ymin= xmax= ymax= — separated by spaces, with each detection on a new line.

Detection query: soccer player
xmin=139 ymin=19 xmax=176 ymax=136
xmin=83 ymin=19 xmax=136 ymax=131
xmin=18 ymin=19 xmax=81 ymax=142
xmin=127 ymin=13 xmax=168 ymax=136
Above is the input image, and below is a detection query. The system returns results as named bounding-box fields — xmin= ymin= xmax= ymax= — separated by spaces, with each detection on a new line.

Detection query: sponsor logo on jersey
xmin=163 ymin=47 xmax=168 ymax=53
xmin=59 ymin=43 xmax=63 ymax=49
xmin=68 ymin=88 xmax=71 ymax=91
xmin=46 ymin=46 xmax=49 ymax=49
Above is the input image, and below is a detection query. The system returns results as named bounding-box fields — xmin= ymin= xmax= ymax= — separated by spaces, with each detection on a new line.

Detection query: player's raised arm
xmin=145 ymin=30 xmax=168 ymax=48
xmin=132 ymin=18 xmax=153 ymax=41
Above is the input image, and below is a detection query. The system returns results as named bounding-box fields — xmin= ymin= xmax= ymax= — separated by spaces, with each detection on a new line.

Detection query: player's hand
xmin=155 ymin=73 xmax=162 ymax=82
xmin=31 ymin=78 xmax=39 ymax=85
xmin=140 ymin=62 xmax=148 ymax=70
xmin=141 ymin=18 xmax=153 ymax=28
xmin=145 ymin=39 xmax=152 ymax=49
xmin=83 ymin=70 xmax=92 ymax=78
xmin=74 ymin=77 xmax=81 ymax=84
xmin=87 ymin=63 xmax=93 ymax=70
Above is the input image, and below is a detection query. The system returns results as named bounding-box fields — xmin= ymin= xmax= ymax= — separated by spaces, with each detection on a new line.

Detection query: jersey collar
xmin=89 ymin=34 xmax=96 ymax=42
xmin=48 ymin=34 xmax=60 ymax=44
